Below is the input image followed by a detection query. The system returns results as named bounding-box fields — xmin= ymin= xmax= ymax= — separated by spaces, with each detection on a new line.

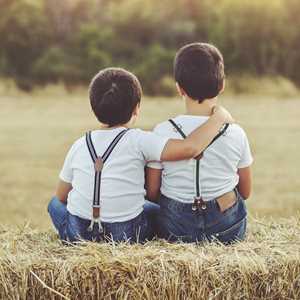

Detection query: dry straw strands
xmin=1 ymin=216 xmax=300 ymax=300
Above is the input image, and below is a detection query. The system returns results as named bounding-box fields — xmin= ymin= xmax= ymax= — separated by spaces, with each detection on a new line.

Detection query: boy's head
xmin=89 ymin=68 xmax=142 ymax=127
xmin=174 ymin=43 xmax=225 ymax=102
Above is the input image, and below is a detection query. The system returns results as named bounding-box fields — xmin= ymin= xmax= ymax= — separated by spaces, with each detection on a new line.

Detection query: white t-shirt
xmin=60 ymin=128 xmax=168 ymax=222
xmin=148 ymin=115 xmax=253 ymax=203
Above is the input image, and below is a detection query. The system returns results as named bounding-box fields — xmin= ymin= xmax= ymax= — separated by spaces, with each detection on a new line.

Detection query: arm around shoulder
xmin=161 ymin=106 xmax=234 ymax=161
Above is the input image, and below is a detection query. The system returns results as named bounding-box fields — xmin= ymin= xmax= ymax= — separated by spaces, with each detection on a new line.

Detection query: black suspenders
xmin=168 ymin=119 xmax=229 ymax=211
xmin=85 ymin=129 xmax=129 ymax=232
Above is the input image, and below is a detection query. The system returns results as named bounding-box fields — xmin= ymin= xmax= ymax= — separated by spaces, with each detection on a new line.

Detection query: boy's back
xmin=60 ymin=128 xmax=167 ymax=223
xmin=149 ymin=115 xmax=253 ymax=202
xmin=145 ymin=42 xmax=253 ymax=243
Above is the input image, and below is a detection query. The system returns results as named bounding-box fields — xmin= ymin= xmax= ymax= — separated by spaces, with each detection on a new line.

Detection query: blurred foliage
xmin=0 ymin=0 xmax=299 ymax=94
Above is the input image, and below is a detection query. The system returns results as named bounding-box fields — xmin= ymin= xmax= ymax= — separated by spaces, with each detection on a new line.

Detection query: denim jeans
xmin=47 ymin=197 xmax=160 ymax=243
xmin=157 ymin=191 xmax=247 ymax=244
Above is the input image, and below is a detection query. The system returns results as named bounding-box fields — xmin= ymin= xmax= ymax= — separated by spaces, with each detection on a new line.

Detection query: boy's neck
xmin=184 ymin=97 xmax=217 ymax=117
xmin=100 ymin=121 xmax=131 ymax=130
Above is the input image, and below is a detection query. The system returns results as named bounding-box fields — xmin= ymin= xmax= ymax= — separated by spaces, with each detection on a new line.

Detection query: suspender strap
xmin=168 ymin=119 xmax=229 ymax=152
xmin=195 ymin=160 xmax=200 ymax=197
xmin=168 ymin=119 xmax=229 ymax=210
xmin=85 ymin=129 xmax=129 ymax=232
xmin=208 ymin=123 xmax=229 ymax=148
xmin=168 ymin=119 xmax=187 ymax=138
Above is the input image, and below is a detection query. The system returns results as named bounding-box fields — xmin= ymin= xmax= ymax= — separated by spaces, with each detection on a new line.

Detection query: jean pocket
xmin=219 ymin=199 xmax=238 ymax=215
xmin=210 ymin=217 xmax=247 ymax=244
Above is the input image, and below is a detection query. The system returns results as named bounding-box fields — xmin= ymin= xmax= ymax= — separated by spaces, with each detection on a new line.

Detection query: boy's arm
xmin=160 ymin=106 xmax=233 ymax=161
xmin=237 ymin=166 xmax=252 ymax=199
xmin=56 ymin=140 xmax=78 ymax=203
xmin=55 ymin=180 xmax=72 ymax=203
xmin=145 ymin=167 xmax=162 ymax=202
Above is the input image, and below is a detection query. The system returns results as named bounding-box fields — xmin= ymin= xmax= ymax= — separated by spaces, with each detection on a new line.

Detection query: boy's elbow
xmin=241 ymin=193 xmax=250 ymax=200
xmin=239 ymin=188 xmax=251 ymax=200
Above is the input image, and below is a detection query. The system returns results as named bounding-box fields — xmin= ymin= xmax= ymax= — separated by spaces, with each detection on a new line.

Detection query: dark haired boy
xmin=47 ymin=67 xmax=233 ymax=243
xmin=146 ymin=43 xmax=253 ymax=244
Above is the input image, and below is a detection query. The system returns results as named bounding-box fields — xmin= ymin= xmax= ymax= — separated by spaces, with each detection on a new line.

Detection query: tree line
xmin=0 ymin=0 xmax=299 ymax=94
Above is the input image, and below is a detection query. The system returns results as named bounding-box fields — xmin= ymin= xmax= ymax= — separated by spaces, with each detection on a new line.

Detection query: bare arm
xmin=145 ymin=167 xmax=162 ymax=202
xmin=237 ymin=166 xmax=252 ymax=199
xmin=55 ymin=180 xmax=72 ymax=203
xmin=161 ymin=106 xmax=234 ymax=161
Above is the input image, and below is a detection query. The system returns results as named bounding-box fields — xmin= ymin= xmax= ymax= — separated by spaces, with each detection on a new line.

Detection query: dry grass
xmin=0 ymin=90 xmax=299 ymax=229
xmin=1 ymin=88 xmax=300 ymax=299
xmin=1 ymin=216 xmax=300 ymax=299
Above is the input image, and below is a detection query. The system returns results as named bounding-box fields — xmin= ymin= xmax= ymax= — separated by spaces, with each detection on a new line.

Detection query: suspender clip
xmin=193 ymin=197 xmax=207 ymax=211
xmin=192 ymin=200 xmax=198 ymax=211
xmin=87 ymin=217 xmax=104 ymax=234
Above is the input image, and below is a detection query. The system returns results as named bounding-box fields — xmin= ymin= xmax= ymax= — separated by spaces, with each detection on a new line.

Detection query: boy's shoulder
xmin=73 ymin=135 xmax=86 ymax=147
xmin=227 ymin=123 xmax=248 ymax=139
xmin=70 ymin=129 xmax=146 ymax=149
xmin=66 ymin=135 xmax=86 ymax=155
xmin=152 ymin=119 xmax=179 ymax=139
xmin=153 ymin=116 xmax=248 ymax=141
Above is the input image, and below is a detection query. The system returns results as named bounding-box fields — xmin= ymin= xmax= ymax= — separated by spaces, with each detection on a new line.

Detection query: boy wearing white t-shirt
xmin=146 ymin=43 xmax=253 ymax=244
xmin=47 ymin=67 xmax=233 ymax=243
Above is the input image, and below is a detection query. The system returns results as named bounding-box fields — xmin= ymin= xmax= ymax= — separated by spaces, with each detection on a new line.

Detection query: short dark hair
xmin=89 ymin=68 xmax=142 ymax=127
xmin=174 ymin=43 xmax=225 ymax=102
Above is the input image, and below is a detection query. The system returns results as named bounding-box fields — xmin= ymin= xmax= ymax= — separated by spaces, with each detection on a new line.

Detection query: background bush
xmin=0 ymin=0 xmax=299 ymax=94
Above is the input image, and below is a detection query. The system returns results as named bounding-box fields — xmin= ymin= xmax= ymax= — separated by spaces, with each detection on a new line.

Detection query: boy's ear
xmin=133 ymin=103 xmax=140 ymax=117
xmin=219 ymin=79 xmax=225 ymax=94
xmin=176 ymin=82 xmax=187 ymax=97
xmin=129 ymin=103 xmax=140 ymax=125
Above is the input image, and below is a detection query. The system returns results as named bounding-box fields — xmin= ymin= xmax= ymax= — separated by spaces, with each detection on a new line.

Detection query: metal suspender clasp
xmin=87 ymin=217 xmax=103 ymax=233
xmin=87 ymin=207 xmax=104 ymax=233
xmin=192 ymin=199 xmax=198 ymax=211
xmin=192 ymin=197 xmax=207 ymax=211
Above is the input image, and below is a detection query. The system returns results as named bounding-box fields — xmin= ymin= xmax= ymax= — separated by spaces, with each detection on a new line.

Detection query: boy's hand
xmin=212 ymin=105 xmax=235 ymax=124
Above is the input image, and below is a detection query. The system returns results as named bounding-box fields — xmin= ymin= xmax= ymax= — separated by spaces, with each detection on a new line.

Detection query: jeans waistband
xmin=160 ymin=189 xmax=240 ymax=213
xmin=160 ymin=195 xmax=217 ymax=213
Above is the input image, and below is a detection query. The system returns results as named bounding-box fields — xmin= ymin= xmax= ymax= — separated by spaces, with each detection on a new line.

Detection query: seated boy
xmin=48 ymin=67 xmax=233 ymax=243
xmin=146 ymin=43 xmax=253 ymax=244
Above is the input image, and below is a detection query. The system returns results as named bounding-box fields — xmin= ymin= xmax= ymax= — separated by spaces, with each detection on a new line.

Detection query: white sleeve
xmin=138 ymin=130 xmax=169 ymax=162
xmin=145 ymin=125 xmax=165 ymax=169
xmin=147 ymin=161 xmax=163 ymax=169
xmin=238 ymin=130 xmax=253 ymax=168
xmin=59 ymin=142 xmax=78 ymax=183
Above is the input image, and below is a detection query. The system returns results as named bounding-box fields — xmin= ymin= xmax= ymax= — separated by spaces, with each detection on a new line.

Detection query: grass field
xmin=0 ymin=90 xmax=299 ymax=229
xmin=1 ymin=89 xmax=300 ymax=299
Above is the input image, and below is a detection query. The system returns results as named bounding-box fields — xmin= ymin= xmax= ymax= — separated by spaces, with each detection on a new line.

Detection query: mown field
xmin=0 ymin=90 xmax=299 ymax=229
xmin=0 ymin=89 xmax=300 ymax=299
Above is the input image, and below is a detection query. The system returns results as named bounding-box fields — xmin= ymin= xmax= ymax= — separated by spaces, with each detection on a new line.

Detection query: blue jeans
xmin=157 ymin=191 xmax=247 ymax=244
xmin=47 ymin=197 xmax=160 ymax=243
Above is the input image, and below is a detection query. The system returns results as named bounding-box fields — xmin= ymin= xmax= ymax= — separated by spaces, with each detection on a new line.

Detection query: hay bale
xmin=1 ymin=217 xmax=300 ymax=299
